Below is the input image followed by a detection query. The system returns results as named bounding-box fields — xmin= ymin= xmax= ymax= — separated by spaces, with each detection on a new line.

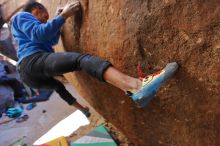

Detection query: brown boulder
xmin=43 ymin=0 xmax=220 ymax=145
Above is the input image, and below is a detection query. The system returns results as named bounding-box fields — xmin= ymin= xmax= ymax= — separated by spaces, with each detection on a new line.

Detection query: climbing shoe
xmin=81 ymin=107 xmax=91 ymax=118
xmin=127 ymin=62 xmax=178 ymax=108
xmin=83 ymin=110 xmax=91 ymax=118
xmin=6 ymin=108 xmax=23 ymax=118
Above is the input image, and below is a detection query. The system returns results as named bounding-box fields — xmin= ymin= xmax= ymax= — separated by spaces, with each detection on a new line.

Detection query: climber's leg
xmin=21 ymin=52 xmax=178 ymax=108
xmin=38 ymin=52 xmax=178 ymax=108
xmin=103 ymin=62 xmax=179 ymax=108
xmin=103 ymin=67 xmax=142 ymax=93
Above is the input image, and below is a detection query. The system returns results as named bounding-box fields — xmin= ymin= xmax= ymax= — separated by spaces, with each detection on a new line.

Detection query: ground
xmin=0 ymin=83 xmax=129 ymax=146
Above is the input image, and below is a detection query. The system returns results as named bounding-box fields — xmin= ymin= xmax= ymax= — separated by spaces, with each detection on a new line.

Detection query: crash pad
xmin=39 ymin=136 xmax=68 ymax=146
xmin=71 ymin=125 xmax=117 ymax=146
xmin=33 ymin=110 xmax=90 ymax=145
xmin=9 ymin=137 xmax=25 ymax=146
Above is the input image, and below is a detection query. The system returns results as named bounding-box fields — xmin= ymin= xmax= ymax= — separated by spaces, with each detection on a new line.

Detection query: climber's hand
xmin=60 ymin=0 xmax=81 ymax=19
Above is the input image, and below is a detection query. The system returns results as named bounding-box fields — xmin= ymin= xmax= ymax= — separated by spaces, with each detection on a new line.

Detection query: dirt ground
xmin=0 ymin=83 xmax=129 ymax=146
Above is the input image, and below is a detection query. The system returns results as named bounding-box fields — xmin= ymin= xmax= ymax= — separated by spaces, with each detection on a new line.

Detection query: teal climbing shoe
xmin=127 ymin=62 xmax=178 ymax=108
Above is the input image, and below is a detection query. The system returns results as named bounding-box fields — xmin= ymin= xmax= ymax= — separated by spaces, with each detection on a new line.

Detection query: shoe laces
xmin=137 ymin=63 xmax=162 ymax=81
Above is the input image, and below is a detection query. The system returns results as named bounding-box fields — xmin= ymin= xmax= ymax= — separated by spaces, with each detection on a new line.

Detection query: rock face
xmin=43 ymin=0 xmax=220 ymax=145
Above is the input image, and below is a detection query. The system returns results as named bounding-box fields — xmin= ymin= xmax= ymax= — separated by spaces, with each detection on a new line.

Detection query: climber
xmin=10 ymin=0 xmax=178 ymax=116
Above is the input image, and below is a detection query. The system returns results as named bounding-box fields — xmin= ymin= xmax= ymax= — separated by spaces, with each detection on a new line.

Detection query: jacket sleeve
xmin=16 ymin=13 xmax=65 ymax=43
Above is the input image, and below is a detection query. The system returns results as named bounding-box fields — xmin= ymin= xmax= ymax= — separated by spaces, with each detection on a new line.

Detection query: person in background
xmin=0 ymin=62 xmax=25 ymax=98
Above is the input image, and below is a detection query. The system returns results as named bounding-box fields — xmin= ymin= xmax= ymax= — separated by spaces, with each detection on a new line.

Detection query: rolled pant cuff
xmin=98 ymin=61 xmax=113 ymax=82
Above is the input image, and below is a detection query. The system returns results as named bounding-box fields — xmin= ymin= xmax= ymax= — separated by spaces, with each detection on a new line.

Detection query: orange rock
xmin=29 ymin=0 xmax=220 ymax=145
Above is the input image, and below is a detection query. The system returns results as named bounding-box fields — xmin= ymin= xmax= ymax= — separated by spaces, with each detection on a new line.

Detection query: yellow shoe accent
xmin=43 ymin=136 xmax=68 ymax=146
xmin=142 ymin=70 xmax=165 ymax=87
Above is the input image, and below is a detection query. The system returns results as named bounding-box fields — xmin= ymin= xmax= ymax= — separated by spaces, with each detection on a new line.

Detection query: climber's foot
xmin=127 ymin=62 xmax=178 ymax=108
xmin=81 ymin=107 xmax=91 ymax=118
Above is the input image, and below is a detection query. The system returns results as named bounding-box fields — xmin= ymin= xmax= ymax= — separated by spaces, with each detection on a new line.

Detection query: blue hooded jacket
xmin=11 ymin=12 xmax=65 ymax=64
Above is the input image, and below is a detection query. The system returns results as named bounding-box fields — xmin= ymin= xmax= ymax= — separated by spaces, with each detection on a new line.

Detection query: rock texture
xmin=31 ymin=0 xmax=220 ymax=145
